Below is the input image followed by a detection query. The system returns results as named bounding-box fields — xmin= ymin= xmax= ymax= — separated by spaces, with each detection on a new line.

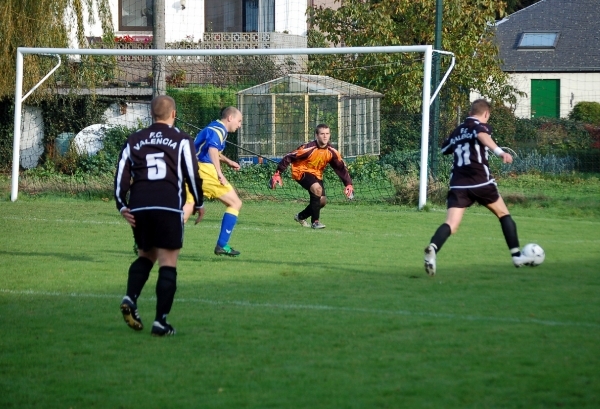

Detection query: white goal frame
xmin=11 ymin=46 xmax=455 ymax=208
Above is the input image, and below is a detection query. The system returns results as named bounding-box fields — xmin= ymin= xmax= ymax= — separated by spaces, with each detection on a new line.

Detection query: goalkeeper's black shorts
xmin=297 ymin=172 xmax=326 ymax=195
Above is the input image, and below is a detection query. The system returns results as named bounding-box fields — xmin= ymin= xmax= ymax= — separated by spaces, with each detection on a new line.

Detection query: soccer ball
xmin=522 ymin=243 xmax=545 ymax=266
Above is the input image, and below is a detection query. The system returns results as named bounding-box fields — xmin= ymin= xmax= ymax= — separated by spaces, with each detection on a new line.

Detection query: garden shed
xmin=237 ymin=74 xmax=383 ymax=162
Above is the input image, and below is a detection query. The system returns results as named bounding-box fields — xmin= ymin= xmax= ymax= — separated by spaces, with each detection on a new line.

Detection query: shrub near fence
xmin=0 ymin=97 xmax=13 ymax=171
xmin=169 ymin=85 xmax=239 ymax=159
xmin=569 ymin=101 xmax=600 ymax=125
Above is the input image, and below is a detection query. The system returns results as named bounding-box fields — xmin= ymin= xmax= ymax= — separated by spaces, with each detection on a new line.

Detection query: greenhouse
xmin=237 ymin=74 xmax=383 ymax=162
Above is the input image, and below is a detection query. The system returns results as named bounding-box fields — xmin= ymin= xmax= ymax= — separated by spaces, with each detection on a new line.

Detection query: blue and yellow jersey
xmin=193 ymin=120 xmax=228 ymax=164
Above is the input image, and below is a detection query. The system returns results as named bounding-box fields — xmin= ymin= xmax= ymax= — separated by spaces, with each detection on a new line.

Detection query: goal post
xmin=11 ymin=45 xmax=454 ymax=207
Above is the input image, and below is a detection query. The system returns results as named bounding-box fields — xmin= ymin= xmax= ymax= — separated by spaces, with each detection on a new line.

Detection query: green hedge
xmin=168 ymin=86 xmax=239 ymax=159
xmin=169 ymin=86 xmax=237 ymax=134
xmin=569 ymin=101 xmax=600 ymax=125
xmin=0 ymin=97 xmax=13 ymax=171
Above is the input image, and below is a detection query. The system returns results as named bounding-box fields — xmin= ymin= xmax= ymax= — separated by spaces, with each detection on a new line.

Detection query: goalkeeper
xmin=271 ymin=124 xmax=353 ymax=229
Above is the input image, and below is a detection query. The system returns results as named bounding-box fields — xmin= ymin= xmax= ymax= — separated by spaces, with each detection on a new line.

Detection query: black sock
xmin=500 ymin=215 xmax=521 ymax=255
xmin=155 ymin=266 xmax=177 ymax=323
xmin=298 ymin=204 xmax=312 ymax=221
xmin=126 ymin=257 xmax=153 ymax=303
xmin=309 ymin=193 xmax=321 ymax=223
xmin=430 ymin=223 xmax=452 ymax=253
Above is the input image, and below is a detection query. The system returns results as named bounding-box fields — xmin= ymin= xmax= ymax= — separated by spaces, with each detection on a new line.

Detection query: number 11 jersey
xmin=441 ymin=117 xmax=495 ymax=189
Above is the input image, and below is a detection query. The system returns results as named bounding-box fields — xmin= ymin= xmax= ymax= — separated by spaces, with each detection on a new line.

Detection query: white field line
xmin=1 ymin=288 xmax=598 ymax=329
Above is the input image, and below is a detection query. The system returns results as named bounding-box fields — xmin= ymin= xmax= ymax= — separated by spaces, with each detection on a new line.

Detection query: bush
xmin=0 ymin=97 xmax=14 ymax=171
xmin=379 ymin=106 xmax=421 ymax=153
xmin=347 ymin=155 xmax=389 ymax=182
xmin=76 ymin=125 xmax=137 ymax=175
xmin=569 ymin=101 xmax=600 ymax=125
xmin=489 ymin=104 xmax=516 ymax=148
xmin=513 ymin=117 xmax=591 ymax=152
xmin=169 ymin=86 xmax=237 ymax=130
xmin=40 ymin=95 xmax=111 ymax=151
xmin=169 ymin=86 xmax=239 ymax=159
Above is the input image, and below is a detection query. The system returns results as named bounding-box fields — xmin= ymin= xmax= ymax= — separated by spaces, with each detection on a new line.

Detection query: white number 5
xmin=146 ymin=152 xmax=166 ymax=180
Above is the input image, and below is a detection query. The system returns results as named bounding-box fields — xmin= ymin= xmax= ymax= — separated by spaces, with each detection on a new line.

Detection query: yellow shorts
xmin=198 ymin=163 xmax=234 ymax=199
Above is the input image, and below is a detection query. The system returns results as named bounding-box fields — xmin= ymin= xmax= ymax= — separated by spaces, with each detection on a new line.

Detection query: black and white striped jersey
xmin=114 ymin=123 xmax=203 ymax=213
xmin=441 ymin=117 xmax=495 ymax=189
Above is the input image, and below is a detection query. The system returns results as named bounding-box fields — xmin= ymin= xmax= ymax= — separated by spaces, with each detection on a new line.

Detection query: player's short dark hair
xmin=151 ymin=95 xmax=176 ymax=121
xmin=220 ymin=106 xmax=241 ymax=120
xmin=315 ymin=124 xmax=330 ymax=135
xmin=469 ymin=99 xmax=491 ymax=116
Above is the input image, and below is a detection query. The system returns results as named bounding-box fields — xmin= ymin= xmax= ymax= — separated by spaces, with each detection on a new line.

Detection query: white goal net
xmin=11 ymin=45 xmax=454 ymax=206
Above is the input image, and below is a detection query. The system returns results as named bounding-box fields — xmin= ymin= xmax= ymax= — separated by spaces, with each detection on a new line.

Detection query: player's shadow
xmin=0 ymin=249 xmax=96 ymax=262
xmin=179 ymin=252 xmax=427 ymax=279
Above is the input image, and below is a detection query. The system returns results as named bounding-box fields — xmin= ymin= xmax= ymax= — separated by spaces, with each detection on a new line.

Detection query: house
xmin=494 ymin=0 xmax=600 ymax=119
xmin=82 ymin=0 xmax=312 ymax=48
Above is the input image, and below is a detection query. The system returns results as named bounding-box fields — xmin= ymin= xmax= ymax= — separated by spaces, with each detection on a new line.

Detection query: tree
xmin=307 ymin=0 xmax=522 ymax=113
xmin=0 ymin=0 xmax=113 ymax=101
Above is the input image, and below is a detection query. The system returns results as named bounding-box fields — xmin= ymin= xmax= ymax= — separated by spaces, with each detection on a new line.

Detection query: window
xmin=518 ymin=32 xmax=559 ymax=49
xmin=119 ymin=0 xmax=153 ymax=31
xmin=205 ymin=0 xmax=274 ymax=32
xmin=243 ymin=0 xmax=274 ymax=32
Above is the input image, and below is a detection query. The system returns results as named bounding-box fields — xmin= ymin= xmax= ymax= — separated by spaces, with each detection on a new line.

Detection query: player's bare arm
xmin=219 ymin=153 xmax=241 ymax=171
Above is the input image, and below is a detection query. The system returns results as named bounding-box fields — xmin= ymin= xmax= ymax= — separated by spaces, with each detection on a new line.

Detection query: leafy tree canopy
xmin=307 ymin=0 xmax=522 ymax=112
xmin=0 ymin=0 xmax=113 ymax=100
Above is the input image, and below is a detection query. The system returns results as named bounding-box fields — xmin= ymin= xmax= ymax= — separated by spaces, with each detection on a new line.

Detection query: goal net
xmin=11 ymin=45 xmax=454 ymax=207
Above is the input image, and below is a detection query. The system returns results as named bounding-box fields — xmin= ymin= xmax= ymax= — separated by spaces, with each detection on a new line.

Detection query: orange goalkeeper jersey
xmin=277 ymin=141 xmax=352 ymax=186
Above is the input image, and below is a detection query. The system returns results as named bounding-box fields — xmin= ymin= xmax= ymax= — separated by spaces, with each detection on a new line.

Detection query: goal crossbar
xmin=11 ymin=45 xmax=455 ymax=208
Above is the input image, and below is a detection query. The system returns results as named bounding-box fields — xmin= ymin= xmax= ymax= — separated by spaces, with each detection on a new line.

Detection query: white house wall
xmin=78 ymin=0 xmax=306 ymax=41
xmin=164 ymin=0 xmax=205 ymax=42
xmin=103 ymin=103 xmax=152 ymax=127
xmin=79 ymin=1 xmax=205 ymax=42
xmin=275 ymin=0 xmax=307 ymax=36
xmin=508 ymin=72 xmax=600 ymax=119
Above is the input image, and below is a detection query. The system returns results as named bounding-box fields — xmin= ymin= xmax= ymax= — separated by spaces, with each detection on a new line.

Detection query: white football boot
xmin=512 ymin=253 xmax=535 ymax=268
xmin=424 ymin=244 xmax=437 ymax=276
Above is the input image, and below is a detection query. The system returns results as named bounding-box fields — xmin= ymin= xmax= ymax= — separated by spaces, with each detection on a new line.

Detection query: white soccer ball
xmin=522 ymin=243 xmax=545 ymax=266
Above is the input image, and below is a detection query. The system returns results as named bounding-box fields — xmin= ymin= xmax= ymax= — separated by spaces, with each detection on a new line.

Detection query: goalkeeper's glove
xmin=269 ymin=171 xmax=283 ymax=189
xmin=344 ymin=184 xmax=354 ymax=199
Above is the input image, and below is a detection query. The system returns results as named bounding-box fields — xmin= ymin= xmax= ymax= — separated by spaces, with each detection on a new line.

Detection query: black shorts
xmin=297 ymin=173 xmax=326 ymax=196
xmin=447 ymin=184 xmax=500 ymax=209
xmin=132 ymin=209 xmax=184 ymax=251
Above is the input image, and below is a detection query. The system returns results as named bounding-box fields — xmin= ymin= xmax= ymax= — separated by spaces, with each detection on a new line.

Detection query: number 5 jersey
xmin=114 ymin=123 xmax=203 ymax=213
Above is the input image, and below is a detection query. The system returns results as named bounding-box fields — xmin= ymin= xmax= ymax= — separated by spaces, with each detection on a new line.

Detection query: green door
xmin=531 ymin=79 xmax=560 ymax=118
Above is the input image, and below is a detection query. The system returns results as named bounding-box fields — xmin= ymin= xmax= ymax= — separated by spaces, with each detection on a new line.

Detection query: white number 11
xmin=455 ymin=143 xmax=471 ymax=167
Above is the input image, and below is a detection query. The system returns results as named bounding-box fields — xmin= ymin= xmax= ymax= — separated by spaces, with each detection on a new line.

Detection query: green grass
xmin=1 ymin=194 xmax=599 ymax=408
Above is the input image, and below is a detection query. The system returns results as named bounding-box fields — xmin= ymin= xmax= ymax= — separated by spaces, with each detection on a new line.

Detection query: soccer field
xmin=1 ymin=198 xmax=599 ymax=408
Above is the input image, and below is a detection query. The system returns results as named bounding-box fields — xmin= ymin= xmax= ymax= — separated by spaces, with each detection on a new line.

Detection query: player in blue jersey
xmin=423 ymin=99 xmax=535 ymax=276
xmin=193 ymin=107 xmax=243 ymax=256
